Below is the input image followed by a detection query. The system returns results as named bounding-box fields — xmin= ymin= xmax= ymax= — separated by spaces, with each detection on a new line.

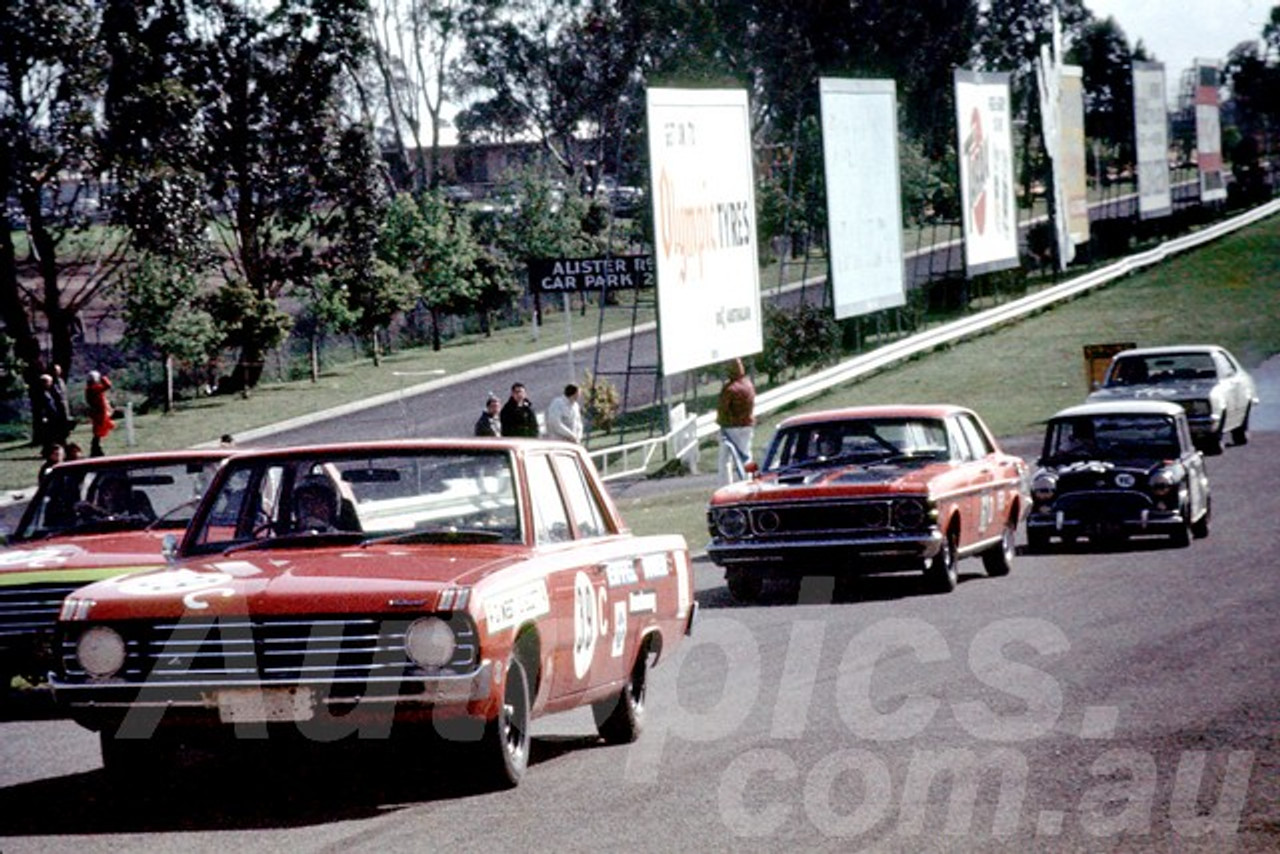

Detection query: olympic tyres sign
xmin=646 ymin=87 xmax=762 ymax=376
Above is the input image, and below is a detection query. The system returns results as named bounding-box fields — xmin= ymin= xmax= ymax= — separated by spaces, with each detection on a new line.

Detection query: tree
xmin=1 ymin=0 xmax=125 ymax=441
xmin=366 ymin=0 xmax=466 ymax=191
xmin=192 ymin=0 xmax=371 ymax=390
xmin=456 ymin=0 xmax=651 ymax=179
xmin=378 ymin=190 xmax=479 ymax=353
xmin=1071 ymin=16 xmax=1144 ymax=164
xmin=119 ymin=254 xmax=220 ymax=411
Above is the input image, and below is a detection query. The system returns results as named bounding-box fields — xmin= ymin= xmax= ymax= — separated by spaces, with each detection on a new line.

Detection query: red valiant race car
xmin=53 ymin=439 xmax=695 ymax=788
xmin=0 ymin=450 xmax=233 ymax=705
xmin=707 ymin=405 xmax=1029 ymax=601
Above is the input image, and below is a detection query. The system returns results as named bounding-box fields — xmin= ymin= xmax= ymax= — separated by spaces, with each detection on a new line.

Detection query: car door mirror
xmin=162 ymin=533 xmax=179 ymax=563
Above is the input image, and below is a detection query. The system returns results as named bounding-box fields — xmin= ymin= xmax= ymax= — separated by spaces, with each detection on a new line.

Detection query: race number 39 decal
xmin=573 ymin=571 xmax=599 ymax=679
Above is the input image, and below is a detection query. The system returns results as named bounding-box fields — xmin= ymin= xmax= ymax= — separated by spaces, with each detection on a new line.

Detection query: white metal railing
xmin=590 ymin=405 xmax=699 ymax=482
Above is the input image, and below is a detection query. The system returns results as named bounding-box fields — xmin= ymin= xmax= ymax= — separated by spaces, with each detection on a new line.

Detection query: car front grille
xmin=0 ymin=582 xmax=83 ymax=643
xmin=1055 ymin=491 xmax=1154 ymax=521
xmin=742 ymin=500 xmax=906 ymax=537
xmin=60 ymin=614 xmax=479 ymax=687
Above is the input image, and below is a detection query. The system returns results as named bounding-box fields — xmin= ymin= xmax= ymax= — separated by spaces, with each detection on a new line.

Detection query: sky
xmin=1084 ymin=0 xmax=1273 ymax=80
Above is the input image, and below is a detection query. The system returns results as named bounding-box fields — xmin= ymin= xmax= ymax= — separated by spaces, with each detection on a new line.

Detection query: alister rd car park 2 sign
xmin=528 ymin=255 xmax=654 ymax=294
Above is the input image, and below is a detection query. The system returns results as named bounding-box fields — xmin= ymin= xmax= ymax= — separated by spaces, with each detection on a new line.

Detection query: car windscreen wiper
xmin=363 ymin=527 xmax=510 ymax=546
xmin=223 ymin=531 xmax=369 ymax=553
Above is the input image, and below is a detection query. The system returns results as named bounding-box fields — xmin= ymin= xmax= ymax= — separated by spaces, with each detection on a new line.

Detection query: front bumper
xmin=707 ymin=530 xmax=943 ymax=572
xmin=51 ymin=662 xmax=496 ymax=726
xmin=1027 ymin=500 xmax=1185 ymax=540
xmin=1185 ymin=413 xmax=1222 ymax=438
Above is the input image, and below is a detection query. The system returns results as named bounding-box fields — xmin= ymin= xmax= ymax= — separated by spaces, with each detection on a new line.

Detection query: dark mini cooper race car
xmin=707 ymin=405 xmax=1028 ymax=601
xmin=0 ymin=450 xmax=231 ymax=705
xmin=1026 ymin=400 xmax=1210 ymax=550
xmin=52 ymin=440 xmax=694 ymax=788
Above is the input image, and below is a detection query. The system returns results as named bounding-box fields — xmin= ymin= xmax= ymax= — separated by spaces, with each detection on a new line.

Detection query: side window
xmin=946 ymin=418 xmax=974 ymax=462
xmin=958 ymin=414 xmax=994 ymax=458
xmin=1214 ymin=351 xmax=1236 ymax=378
xmin=552 ymin=454 xmax=609 ymax=538
xmin=527 ymin=456 xmax=572 ymax=544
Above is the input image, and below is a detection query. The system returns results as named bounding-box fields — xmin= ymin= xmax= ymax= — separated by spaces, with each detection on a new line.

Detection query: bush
xmin=583 ymin=371 xmax=621 ymax=435
xmin=758 ymin=301 xmax=841 ymax=384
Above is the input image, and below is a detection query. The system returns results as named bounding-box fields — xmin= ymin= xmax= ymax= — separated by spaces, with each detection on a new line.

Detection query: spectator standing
xmin=50 ymin=365 xmax=73 ymax=445
xmin=39 ymin=443 xmax=65 ymax=485
xmin=85 ymin=370 xmax=116 ymax=457
xmin=474 ymin=395 xmax=502 ymax=437
xmin=716 ymin=358 xmax=756 ymax=483
xmin=34 ymin=374 xmax=60 ymax=453
xmin=500 ymin=382 xmax=539 ymax=438
xmin=545 ymin=384 xmax=584 ymax=443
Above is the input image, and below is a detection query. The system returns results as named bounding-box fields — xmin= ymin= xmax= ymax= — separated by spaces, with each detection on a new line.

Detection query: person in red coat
xmin=85 ymin=370 xmax=116 ymax=456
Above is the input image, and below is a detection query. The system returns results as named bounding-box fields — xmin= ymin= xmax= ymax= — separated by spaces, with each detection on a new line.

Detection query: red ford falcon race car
xmin=707 ymin=405 xmax=1028 ymax=601
xmin=52 ymin=440 xmax=694 ymax=788
xmin=0 ymin=450 xmax=232 ymax=706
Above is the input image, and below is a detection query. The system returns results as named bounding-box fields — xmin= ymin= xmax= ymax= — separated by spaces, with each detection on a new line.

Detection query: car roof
xmin=778 ymin=404 xmax=971 ymax=429
xmin=1112 ymin=345 xmax=1223 ymax=358
xmin=1049 ymin=400 xmax=1186 ymax=420
xmin=211 ymin=438 xmax=578 ymax=461
xmin=49 ymin=448 xmax=235 ymax=474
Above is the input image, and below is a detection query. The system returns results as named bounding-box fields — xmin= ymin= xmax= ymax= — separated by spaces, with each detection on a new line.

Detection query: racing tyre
xmin=726 ymin=568 xmax=763 ymax=603
xmin=925 ymin=530 xmax=958 ymax=593
xmin=593 ymin=646 xmax=649 ymax=744
xmin=478 ymin=652 xmax=531 ymax=788
xmin=982 ymin=515 xmax=1016 ymax=577
xmin=1230 ymin=407 xmax=1250 ymax=446
xmin=1190 ymin=496 xmax=1211 ymax=540
xmin=1201 ymin=423 xmax=1225 ymax=456
xmin=1025 ymin=529 xmax=1050 ymax=554
xmin=1169 ymin=508 xmax=1191 ymax=549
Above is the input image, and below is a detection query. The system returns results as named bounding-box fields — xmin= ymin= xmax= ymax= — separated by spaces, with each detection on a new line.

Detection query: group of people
xmin=473 ymin=381 xmax=584 ymax=443
xmin=469 ymin=357 xmax=757 ymax=487
xmin=35 ymin=366 xmax=119 ymax=481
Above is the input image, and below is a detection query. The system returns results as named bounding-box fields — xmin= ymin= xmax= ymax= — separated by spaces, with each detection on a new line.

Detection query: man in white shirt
xmin=545 ymin=384 xmax=584 ymax=443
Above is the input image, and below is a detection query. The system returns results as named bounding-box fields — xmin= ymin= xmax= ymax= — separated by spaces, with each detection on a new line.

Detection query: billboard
xmin=645 ymin=88 xmax=762 ymax=376
xmin=954 ymin=70 xmax=1019 ymax=275
xmin=1060 ymin=66 xmax=1090 ymax=247
xmin=818 ymin=78 xmax=906 ymax=320
xmin=1132 ymin=62 xmax=1172 ymax=219
xmin=1194 ymin=62 xmax=1227 ymax=202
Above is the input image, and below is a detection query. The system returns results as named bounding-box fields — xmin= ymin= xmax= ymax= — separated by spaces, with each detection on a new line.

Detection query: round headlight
xmin=1031 ymin=472 xmax=1057 ymax=503
xmin=405 ymin=617 xmax=457 ymax=668
xmin=1149 ymin=467 xmax=1177 ymax=493
xmin=76 ymin=626 xmax=126 ymax=678
xmin=893 ymin=498 xmax=928 ymax=530
xmin=715 ymin=507 xmax=749 ymax=539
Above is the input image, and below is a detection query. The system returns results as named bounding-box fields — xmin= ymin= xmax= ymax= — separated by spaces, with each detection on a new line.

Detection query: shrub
xmin=582 ymin=371 xmax=621 ymax=435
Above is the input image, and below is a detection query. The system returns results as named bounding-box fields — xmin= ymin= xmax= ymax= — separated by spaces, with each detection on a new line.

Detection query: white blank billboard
xmin=1133 ymin=62 xmax=1172 ymax=219
xmin=819 ymin=78 xmax=906 ymax=320
xmin=646 ymin=88 xmax=762 ymax=376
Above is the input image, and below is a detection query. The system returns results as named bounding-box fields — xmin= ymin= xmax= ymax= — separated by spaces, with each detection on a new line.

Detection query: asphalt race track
xmin=1 ymin=362 xmax=1277 ymax=852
